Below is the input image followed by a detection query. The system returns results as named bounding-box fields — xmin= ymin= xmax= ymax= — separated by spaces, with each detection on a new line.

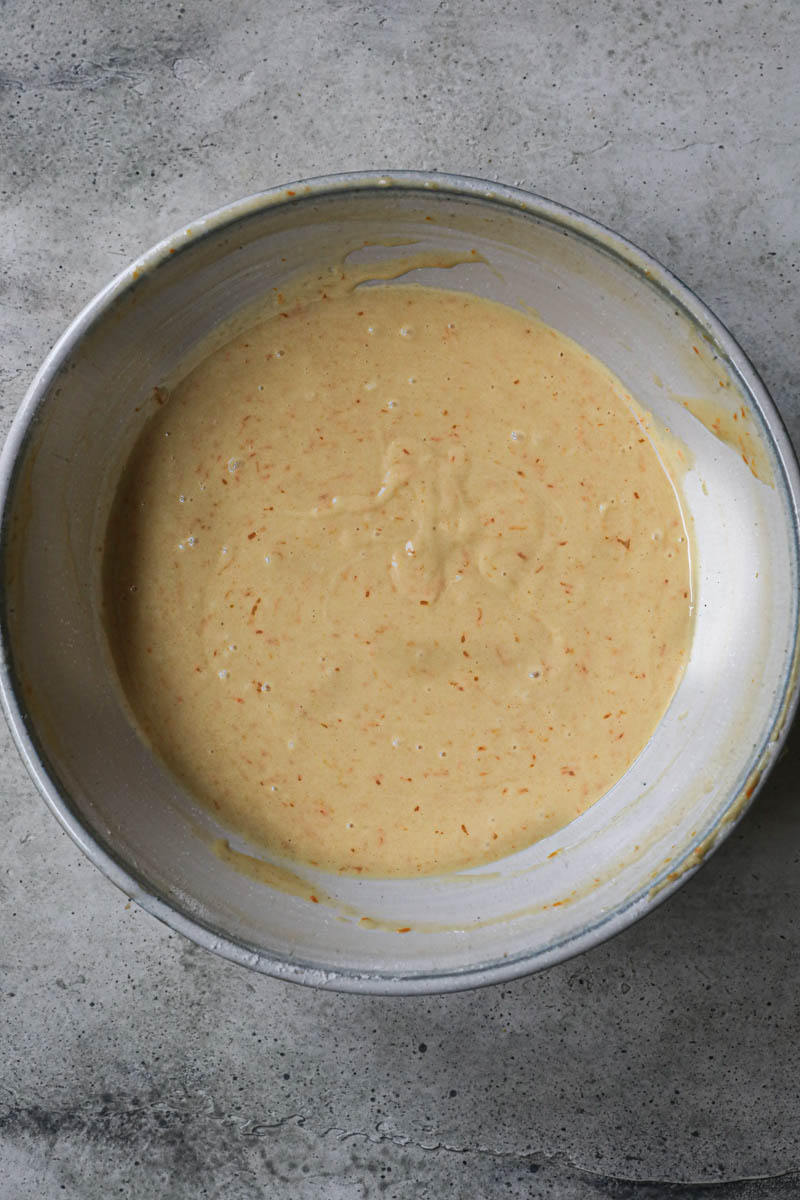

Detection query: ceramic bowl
xmin=2 ymin=172 xmax=798 ymax=992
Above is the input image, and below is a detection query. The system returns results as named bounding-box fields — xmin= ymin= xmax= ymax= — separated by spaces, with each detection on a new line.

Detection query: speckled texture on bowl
xmin=1 ymin=172 xmax=798 ymax=993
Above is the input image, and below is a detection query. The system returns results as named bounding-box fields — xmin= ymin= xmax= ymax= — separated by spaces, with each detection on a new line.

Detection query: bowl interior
xmin=3 ymin=178 xmax=798 ymax=992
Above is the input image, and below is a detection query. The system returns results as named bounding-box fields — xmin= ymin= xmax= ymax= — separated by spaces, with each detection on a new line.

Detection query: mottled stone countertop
xmin=2 ymin=2 xmax=799 ymax=1197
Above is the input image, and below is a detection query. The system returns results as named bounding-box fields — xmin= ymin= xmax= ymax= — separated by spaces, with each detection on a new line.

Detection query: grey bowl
xmin=2 ymin=172 xmax=799 ymax=993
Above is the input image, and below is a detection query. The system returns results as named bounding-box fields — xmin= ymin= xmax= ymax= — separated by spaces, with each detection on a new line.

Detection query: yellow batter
xmin=105 ymin=281 xmax=693 ymax=877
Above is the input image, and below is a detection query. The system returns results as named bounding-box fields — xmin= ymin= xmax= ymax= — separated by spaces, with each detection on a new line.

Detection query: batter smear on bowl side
xmin=105 ymin=281 xmax=693 ymax=877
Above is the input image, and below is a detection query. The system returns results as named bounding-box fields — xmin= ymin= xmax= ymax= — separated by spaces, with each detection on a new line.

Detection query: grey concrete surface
xmin=1 ymin=1 xmax=799 ymax=1196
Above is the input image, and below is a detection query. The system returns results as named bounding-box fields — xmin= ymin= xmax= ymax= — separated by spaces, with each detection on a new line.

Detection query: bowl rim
xmin=2 ymin=169 xmax=799 ymax=994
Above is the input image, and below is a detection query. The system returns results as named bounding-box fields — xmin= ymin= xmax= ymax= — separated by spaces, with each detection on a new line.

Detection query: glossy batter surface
xmin=106 ymin=283 xmax=693 ymax=876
